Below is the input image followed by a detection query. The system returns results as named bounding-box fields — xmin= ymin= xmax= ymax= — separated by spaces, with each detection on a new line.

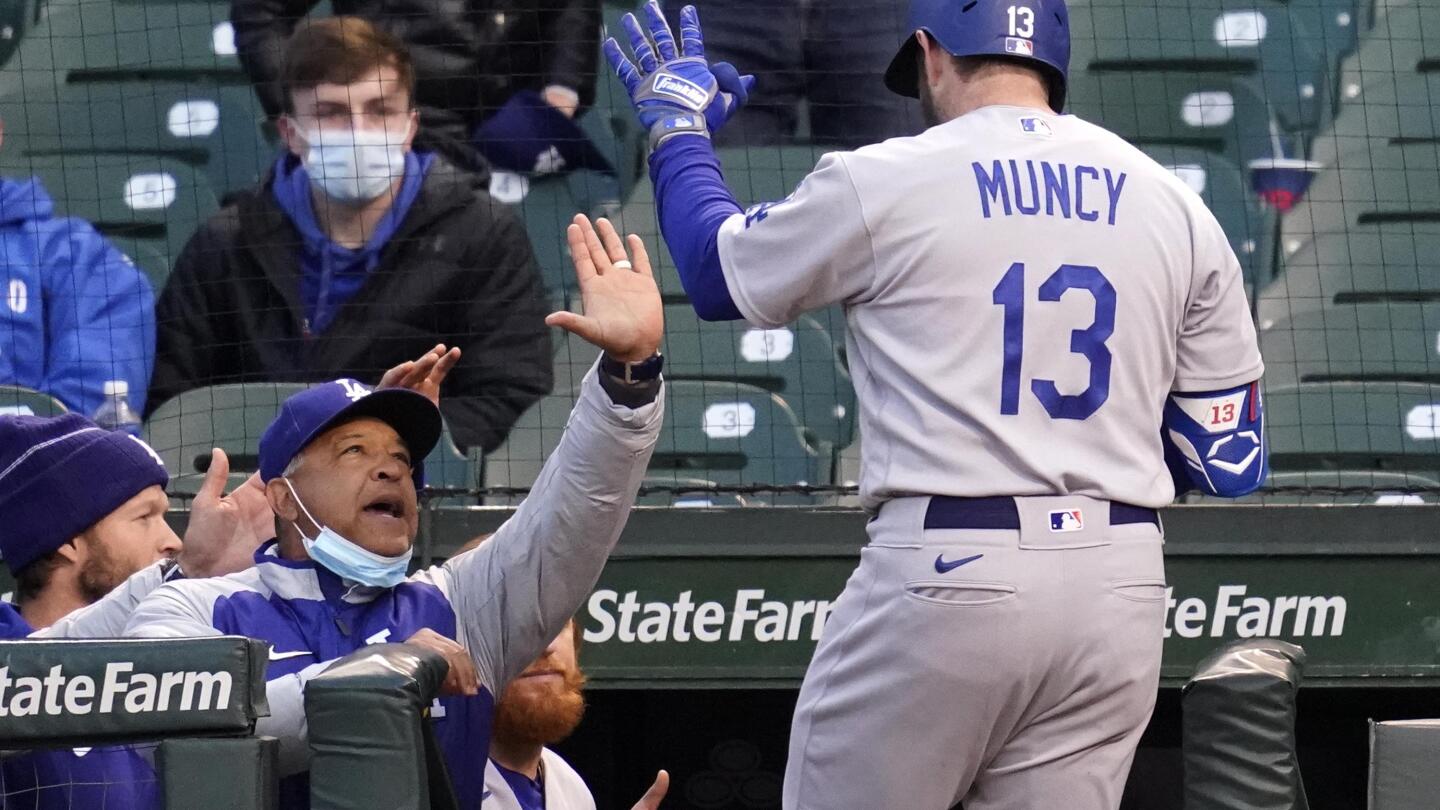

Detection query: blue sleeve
xmin=1162 ymin=381 xmax=1267 ymax=497
xmin=39 ymin=220 xmax=156 ymax=416
xmin=648 ymin=135 xmax=745 ymax=321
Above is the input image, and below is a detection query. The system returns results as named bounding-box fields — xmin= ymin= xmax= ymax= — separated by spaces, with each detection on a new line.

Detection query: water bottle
xmin=93 ymin=380 xmax=142 ymax=435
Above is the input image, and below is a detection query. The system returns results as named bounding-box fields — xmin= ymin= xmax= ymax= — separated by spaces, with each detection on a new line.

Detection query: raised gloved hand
xmin=603 ymin=1 xmax=756 ymax=149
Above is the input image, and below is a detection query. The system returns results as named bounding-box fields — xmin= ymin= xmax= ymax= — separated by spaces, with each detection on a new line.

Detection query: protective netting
xmin=0 ymin=0 xmax=1434 ymax=506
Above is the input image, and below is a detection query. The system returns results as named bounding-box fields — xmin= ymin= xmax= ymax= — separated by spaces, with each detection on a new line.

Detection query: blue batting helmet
xmin=884 ymin=0 xmax=1071 ymax=111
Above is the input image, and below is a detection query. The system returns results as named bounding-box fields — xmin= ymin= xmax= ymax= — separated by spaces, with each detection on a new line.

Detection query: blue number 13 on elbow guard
xmin=1163 ymin=382 xmax=1267 ymax=497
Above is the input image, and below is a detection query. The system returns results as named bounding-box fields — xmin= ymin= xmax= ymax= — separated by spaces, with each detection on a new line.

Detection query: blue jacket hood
xmin=0 ymin=177 xmax=55 ymax=225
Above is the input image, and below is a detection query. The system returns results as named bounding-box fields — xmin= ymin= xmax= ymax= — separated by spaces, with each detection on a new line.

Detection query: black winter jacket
xmin=232 ymin=0 xmax=601 ymax=145
xmin=147 ymin=156 xmax=554 ymax=453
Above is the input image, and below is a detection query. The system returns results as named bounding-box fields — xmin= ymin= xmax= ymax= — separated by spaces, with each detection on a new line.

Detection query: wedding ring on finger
xmin=613 ymin=260 xmax=633 ymax=270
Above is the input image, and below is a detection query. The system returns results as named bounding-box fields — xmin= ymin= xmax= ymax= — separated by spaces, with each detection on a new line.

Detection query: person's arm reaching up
xmin=422 ymin=215 xmax=663 ymax=693
xmin=606 ymin=2 xmax=874 ymax=325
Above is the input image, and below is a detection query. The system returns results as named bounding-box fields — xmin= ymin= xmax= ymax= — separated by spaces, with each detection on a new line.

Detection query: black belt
xmin=923 ymin=496 xmax=1159 ymax=530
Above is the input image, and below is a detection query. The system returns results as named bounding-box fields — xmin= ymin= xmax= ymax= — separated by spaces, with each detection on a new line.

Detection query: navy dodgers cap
xmin=258 ymin=380 xmax=442 ymax=487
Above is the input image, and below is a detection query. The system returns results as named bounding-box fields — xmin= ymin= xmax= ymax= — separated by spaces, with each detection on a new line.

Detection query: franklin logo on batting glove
xmin=653 ymin=74 xmax=711 ymax=110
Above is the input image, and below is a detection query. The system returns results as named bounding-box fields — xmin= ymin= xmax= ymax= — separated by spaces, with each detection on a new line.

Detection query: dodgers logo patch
xmin=1049 ymin=509 xmax=1083 ymax=532
xmin=652 ymin=74 xmax=710 ymax=110
xmin=1005 ymin=37 xmax=1035 ymax=56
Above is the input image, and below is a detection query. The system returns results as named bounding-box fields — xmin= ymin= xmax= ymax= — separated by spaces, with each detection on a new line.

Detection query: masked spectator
xmin=147 ymin=17 xmax=553 ymax=453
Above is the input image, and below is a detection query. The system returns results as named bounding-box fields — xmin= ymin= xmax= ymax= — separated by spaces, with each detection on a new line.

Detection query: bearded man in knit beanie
xmin=0 ymin=412 xmax=273 ymax=809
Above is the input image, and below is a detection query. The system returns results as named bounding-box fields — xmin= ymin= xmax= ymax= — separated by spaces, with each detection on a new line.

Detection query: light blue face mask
xmin=284 ymin=479 xmax=412 ymax=588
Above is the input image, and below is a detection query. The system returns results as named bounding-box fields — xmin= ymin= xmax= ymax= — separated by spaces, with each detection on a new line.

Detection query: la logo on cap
xmin=337 ymin=380 xmax=371 ymax=402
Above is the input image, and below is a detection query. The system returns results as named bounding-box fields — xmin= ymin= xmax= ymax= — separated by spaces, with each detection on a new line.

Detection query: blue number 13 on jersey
xmin=992 ymin=262 xmax=1116 ymax=420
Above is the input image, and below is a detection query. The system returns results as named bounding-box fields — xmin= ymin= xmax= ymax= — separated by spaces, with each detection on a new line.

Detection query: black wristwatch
xmin=599 ymin=352 xmax=664 ymax=384
xmin=598 ymin=353 xmax=663 ymax=408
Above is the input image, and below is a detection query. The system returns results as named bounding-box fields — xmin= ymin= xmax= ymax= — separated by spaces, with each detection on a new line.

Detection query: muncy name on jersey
xmin=972 ymin=159 xmax=1128 ymax=226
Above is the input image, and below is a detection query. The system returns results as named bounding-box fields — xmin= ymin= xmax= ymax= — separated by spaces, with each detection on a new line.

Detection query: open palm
xmin=546 ymin=215 xmax=664 ymax=363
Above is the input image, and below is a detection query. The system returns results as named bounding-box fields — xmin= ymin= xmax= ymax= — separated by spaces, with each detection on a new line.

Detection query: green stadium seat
xmin=5 ymin=0 xmax=241 ymax=81
xmin=480 ymin=392 xmax=574 ymax=504
xmin=144 ymin=383 xmax=478 ymax=495
xmin=653 ymin=380 xmax=825 ymax=499
xmin=1141 ymin=145 xmax=1276 ymax=287
xmin=0 ymin=78 xmax=278 ymax=200
xmin=1258 ymin=302 xmax=1440 ymax=388
xmin=1069 ymin=0 xmax=1334 ymax=135
xmin=1180 ymin=469 xmax=1440 ymax=503
xmin=108 ymin=236 xmax=173 ymax=291
xmin=0 ymin=384 xmax=67 ymax=416
xmin=1260 ymin=228 xmax=1440 ymax=326
xmin=1067 ymin=70 xmax=1283 ymax=169
xmin=0 ymin=153 xmax=219 ymax=268
xmin=0 ymin=0 xmax=38 ymax=70
xmin=636 ymin=477 xmax=749 ymax=507
xmin=1264 ymin=380 xmax=1440 ymax=477
xmin=661 ymin=303 xmax=856 ymax=455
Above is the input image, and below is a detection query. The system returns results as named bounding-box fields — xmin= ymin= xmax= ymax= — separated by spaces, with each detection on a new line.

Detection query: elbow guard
xmin=1163 ymin=381 xmax=1267 ymax=497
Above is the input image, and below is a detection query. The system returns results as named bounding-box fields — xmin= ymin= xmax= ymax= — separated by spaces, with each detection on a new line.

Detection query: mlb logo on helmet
xmin=1048 ymin=509 xmax=1083 ymax=532
xmin=1005 ymin=37 xmax=1035 ymax=56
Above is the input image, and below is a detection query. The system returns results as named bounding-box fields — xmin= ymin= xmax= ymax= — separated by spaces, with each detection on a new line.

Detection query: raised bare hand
xmin=545 ymin=215 xmax=664 ymax=363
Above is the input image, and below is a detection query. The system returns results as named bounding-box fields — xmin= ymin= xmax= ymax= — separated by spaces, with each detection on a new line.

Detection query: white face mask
xmin=299 ymin=124 xmax=410 ymax=203
xmin=283 ymin=479 xmax=412 ymax=588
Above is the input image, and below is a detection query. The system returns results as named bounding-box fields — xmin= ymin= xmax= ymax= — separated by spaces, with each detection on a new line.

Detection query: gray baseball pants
xmin=783 ymin=495 xmax=1167 ymax=810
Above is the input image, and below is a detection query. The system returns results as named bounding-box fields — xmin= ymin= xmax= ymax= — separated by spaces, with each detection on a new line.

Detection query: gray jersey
xmin=716 ymin=105 xmax=1263 ymax=509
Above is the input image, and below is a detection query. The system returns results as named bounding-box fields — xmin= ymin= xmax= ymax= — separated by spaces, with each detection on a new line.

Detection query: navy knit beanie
xmin=0 ymin=414 xmax=170 ymax=572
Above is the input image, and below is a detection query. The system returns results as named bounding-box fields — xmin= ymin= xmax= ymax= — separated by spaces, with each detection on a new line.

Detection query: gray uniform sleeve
xmin=124 ymin=578 xmax=328 ymax=775
xmin=418 ymin=359 xmax=663 ymax=692
xmin=32 ymin=561 xmax=172 ymax=639
xmin=716 ymin=152 xmax=878 ymax=328
xmin=1174 ymin=201 xmax=1265 ymax=391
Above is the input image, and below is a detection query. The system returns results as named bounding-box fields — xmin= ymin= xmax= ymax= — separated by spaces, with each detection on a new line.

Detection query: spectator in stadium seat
xmin=148 ymin=17 xmax=553 ymax=454
xmin=125 ymin=217 xmax=664 ymax=809
xmin=232 ymin=0 xmax=603 ymax=175
xmin=486 ymin=617 xmax=670 ymax=810
xmin=661 ymin=0 xmax=922 ymax=148
xmin=0 ymin=118 xmax=155 ymax=418
xmin=0 ymin=413 xmax=273 ymax=809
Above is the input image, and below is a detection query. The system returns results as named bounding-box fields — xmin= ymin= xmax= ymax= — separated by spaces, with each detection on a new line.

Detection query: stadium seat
xmin=636 ymin=477 xmax=750 ymax=507
xmin=653 ymin=380 xmax=825 ymax=500
xmin=0 ymin=153 xmax=219 ymax=269
xmin=109 ymin=236 xmax=173 ymax=291
xmin=1264 ymin=380 xmax=1440 ymax=478
xmin=1141 ymin=144 xmax=1276 ymax=288
xmin=144 ymin=383 xmax=478 ymax=495
xmin=0 ymin=384 xmax=67 ymax=416
xmin=1259 ymin=228 xmax=1440 ymax=329
xmin=0 ymin=78 xmax=278 ymax=200
xmin=3 ymin=0 xmax=242 ymax=82
xmin=1069 ymin=0 xmax=1333 ymax=136
xmin=480 ymin=391 xmax=574 ymax=503
xmin=661 ymin=303 xmax=856 ymax=456
xmin=0 ymin=0 xmax=38 ymax=70
xmin=1067 ymin=70 xmax=1285 ymax=170
xmin=1259 ymin=301 xmax=1440 ymax=388
xmin=1180 ymin=470 xmax=1440 ymax=504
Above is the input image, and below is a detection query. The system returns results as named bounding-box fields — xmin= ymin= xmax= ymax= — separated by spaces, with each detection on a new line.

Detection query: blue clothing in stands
xmin=0 ymin=602 xmax=159 ymax=810
xmin=0 ymin=178 xmax=155 ymax=416
xmin=271 ymin=151 xmax=435 ymax=335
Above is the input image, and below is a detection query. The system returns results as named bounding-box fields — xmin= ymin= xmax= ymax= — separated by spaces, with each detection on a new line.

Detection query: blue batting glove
xmin=603 ymin=2 xmax=757 ymax=149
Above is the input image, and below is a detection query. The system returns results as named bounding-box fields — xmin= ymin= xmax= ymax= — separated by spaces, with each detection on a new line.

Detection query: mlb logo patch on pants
xmin=1049 ymin=509 xmax=1084 ymax=532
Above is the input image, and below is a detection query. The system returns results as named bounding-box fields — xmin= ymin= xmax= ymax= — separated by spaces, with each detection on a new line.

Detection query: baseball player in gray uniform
xmin=605 ymin=0 xmax=1268 ymax=807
